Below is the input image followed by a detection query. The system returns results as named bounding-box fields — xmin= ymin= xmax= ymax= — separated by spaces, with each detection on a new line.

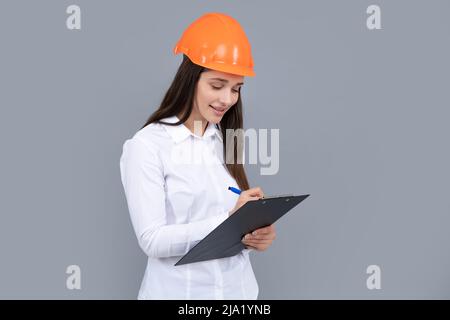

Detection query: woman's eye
xmin=211 ymin=85 xmax=240 ymax=93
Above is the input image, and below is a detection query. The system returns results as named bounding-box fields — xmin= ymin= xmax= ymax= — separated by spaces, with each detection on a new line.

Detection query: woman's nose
xmin=218 ymin=89 xmax=233 ymax=106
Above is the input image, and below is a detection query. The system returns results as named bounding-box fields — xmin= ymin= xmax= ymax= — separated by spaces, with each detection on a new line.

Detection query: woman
xmin=119 ymin=13 xmax=276 ymax=300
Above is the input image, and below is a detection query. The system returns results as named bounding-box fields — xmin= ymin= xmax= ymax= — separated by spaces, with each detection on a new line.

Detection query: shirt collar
xmin=160 ymin=115 xmax=223 ymax=144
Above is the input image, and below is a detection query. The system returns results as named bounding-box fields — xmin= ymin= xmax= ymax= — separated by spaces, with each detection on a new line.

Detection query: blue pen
xmin=228 ymin=186 xmax=241 ymax=195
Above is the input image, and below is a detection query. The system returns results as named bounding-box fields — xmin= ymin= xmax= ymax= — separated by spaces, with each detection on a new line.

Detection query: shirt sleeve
xmin=119 ymin=137 xmax=229 ymax=259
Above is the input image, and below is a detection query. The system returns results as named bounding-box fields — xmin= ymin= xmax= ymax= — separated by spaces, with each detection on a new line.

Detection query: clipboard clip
xmin=260 ymin=194 xmax=294 ymax=200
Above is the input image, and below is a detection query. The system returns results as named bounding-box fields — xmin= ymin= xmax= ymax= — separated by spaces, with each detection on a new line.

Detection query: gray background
xmin=1 ymin=0 xmax=449 ymax=299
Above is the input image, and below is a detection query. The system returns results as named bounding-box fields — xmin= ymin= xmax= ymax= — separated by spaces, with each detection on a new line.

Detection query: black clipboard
xmin=174 ymin=194 xmax=310 ymax=266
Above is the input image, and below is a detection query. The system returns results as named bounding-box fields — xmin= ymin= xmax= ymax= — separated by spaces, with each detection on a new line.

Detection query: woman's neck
xmin=178 ymin=112 xmax=208 ymax=136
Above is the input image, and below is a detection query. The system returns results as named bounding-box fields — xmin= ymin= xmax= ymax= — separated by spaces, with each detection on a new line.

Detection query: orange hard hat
xmin=173 ymin=13 xmax=255 ymax=77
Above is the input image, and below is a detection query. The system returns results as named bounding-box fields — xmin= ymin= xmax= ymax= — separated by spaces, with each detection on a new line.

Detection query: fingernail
xmin=252 ymin=231 xmax=257 ymax=236
xmin=245 ymin=234 xmax=250 ymax=239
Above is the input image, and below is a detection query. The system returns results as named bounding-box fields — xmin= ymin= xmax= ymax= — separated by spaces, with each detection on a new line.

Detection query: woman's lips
xmin=209 ymin=105 xmax=226 ymax=116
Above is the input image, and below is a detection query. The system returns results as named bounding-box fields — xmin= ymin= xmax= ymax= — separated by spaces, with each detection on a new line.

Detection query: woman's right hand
xmin=228 ymin=187 xmax=265 ymax=216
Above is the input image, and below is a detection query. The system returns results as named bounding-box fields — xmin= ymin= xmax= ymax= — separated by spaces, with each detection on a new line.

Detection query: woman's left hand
xmin=241 ymin=224 xmax=276 ymax=251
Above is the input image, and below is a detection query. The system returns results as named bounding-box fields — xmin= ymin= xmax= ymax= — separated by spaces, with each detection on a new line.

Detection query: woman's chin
xmin=204 ymin=113 xmax=222 ymax=124
xmin=209 ymin=117 xmax=221 ymax=124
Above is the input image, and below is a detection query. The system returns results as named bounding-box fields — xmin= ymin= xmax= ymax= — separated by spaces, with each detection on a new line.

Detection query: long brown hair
xmin=141 ymin=55 xmax=250 ymax=191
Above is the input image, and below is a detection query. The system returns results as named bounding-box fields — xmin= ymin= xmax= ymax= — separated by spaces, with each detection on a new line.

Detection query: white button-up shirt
xmin=119 ymin=115 xmax=258 ymax=299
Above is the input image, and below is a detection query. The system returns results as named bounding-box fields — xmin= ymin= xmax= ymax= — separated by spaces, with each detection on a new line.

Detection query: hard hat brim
xmin=175 ymin=50 xmax=255 ymax=77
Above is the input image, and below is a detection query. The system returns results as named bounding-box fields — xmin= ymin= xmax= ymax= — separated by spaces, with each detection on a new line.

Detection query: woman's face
xmin=193 ymin=70 xmax=244 ymax=124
